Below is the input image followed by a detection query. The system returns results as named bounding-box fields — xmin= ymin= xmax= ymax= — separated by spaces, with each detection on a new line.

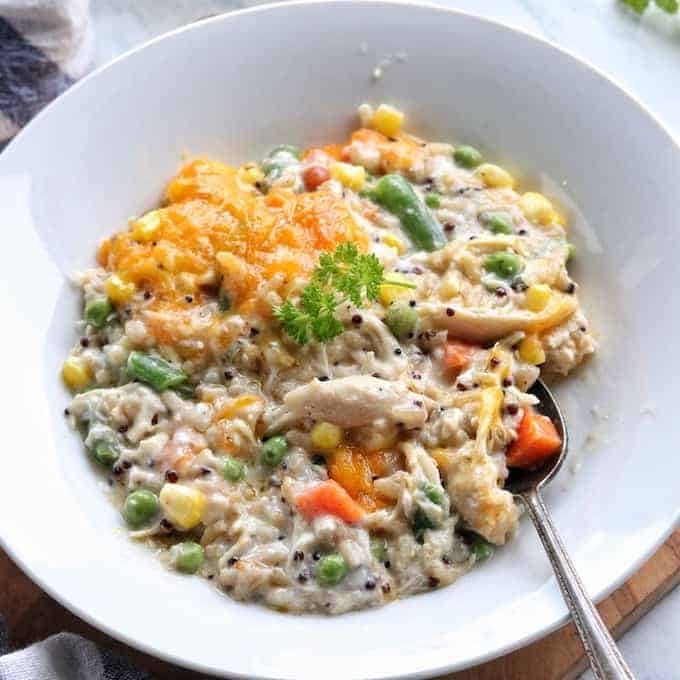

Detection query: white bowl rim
xmin=1 ymin=2 xmax=679 ymax=677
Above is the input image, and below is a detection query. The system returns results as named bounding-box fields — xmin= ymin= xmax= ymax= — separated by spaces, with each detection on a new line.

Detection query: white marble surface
xmin=88 ymin=2 xmax=679 ymax=678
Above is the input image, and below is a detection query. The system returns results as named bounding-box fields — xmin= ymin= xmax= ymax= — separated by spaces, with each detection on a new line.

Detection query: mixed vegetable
xmin=61 ymin=102 xmax=587 ymax=612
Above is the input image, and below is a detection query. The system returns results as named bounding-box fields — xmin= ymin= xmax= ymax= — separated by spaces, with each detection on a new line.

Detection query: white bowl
xmin=0 ymin=2 xmax=678 ymax=678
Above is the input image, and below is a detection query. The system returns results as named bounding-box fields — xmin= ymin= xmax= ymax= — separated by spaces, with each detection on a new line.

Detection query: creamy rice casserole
xmin=62 ymin=104 xmax=594 ymax=614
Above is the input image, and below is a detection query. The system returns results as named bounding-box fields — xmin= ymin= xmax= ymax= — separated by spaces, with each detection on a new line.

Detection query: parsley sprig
xmin=620 ymin=0 xmax=677 ymax=14
xmin=274 ymin=243 xmax=415 ymax=343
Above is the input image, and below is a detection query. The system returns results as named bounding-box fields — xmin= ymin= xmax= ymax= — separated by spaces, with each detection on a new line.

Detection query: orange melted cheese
xmin=97 ymin=159 xmax=368 ymax=346
xmin=328 ymin=445 xmax=403 ymax=511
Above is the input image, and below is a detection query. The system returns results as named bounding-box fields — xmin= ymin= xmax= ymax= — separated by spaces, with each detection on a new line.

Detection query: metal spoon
xmin=506 ymin=379 xmax=634 ymax=680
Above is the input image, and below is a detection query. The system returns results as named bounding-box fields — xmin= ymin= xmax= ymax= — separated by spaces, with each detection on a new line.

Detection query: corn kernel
xmin=311 ymin=422 xmax=343 ymax=450
xmin=238 ymin=164 xmax=264 ymax=185
xmin=379 ymin=272 xmax=412 ymax=306
xmin=159 ymin=484 xmax=206 ymax=530
xmin=438 ymin=274 xmax=460 ymax=300
xmin=132 ymin=210 xmax=162 ymax=242
xmin=329 ymin=162 xmax=366 ymax=191
xmin=519 ymin=192 xmax=555 ymax=225
xmin=382 ymin=232 xmax=406 ymax=254
xmin=518 ymin=335 xmax=546 ymax=365
xmin=525 ymin=284 xmax=552 ymax=312
xmin=105 ymin=275 xmax=135 ymax=304
xmin=476 ymin=163 xmax=515 ymax=189
xmin=371 ymin=104 xmax=404 ymax=137
xmin=62 ymin=357 xmax=90 ymax=391
xmin=553 ymin=211 xmax=566 ymax=227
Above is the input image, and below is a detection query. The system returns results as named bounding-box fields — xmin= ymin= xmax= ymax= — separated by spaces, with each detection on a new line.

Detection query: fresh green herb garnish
xmin=274 ymin=243 xmax=415 ymax=343
xmin=620 ymin=0 xmax=677 ymax=14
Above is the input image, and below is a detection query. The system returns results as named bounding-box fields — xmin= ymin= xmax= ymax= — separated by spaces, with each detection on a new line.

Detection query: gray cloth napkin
xmin=0 ymin=618 xmax=149 ymax=680
xmin=0 ymin=0 xmax=92 ymax=143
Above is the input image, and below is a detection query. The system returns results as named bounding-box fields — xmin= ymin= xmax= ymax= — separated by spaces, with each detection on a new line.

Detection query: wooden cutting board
xmin=1 ymin=530 xmax=678 ymax=680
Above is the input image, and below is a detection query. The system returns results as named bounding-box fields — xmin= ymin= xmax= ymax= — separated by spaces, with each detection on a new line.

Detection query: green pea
xmin=261 ymin=159 xmax=286 ymax=179
xmin=91 ymin=438 xmax=119 ymax=468
xmin=566 ymin=243 xmax=576 ymax=263
xmin=471 ymin=535 xmax=495 ymax=562
xmin=122 ymin=489 xmax=159 ymax=528
xmin=358 ymin=187 xmax=375 ymax=200
xmin=484 ymin=251 xmax=522 ymax=279
xmin=420 ymin=481 xmax=444 ymax=506
xmin=84 ymin=297 xmax=113 ymax=328
xmin=262 ymin=147 xmax=299 ymax=178
xmin=385 ymin=299 xmax=418 ymax=339
xmin=269 ymin=144 xmax=301 ymax=159
xmin=174 ymin=541 xmax=204 ymax=574
xmin=221 ymin=455 xmax=245 ymax=482
xmin=453 ymin=145 xmax=483 ymax=169
xmin=484 ymin=213 xmax=513 ymax=235
xmin=316 ymin=554 xmax=348 ymax=587
xmin=411 ymin=506 xmax=437 ymax=542
xmin=127 ymin=352 xmax=187 ymax=391
xmin=261 ymin=435 xmax=288 ymax=467
xmin=424 ymin=192 xmax=441 ymax=209
xmin=370 ymin=536 xmax=387 ymax=562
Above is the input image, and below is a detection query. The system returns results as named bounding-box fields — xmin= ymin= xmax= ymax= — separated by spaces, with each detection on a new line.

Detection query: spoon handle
xmin=523 ymin=490 xmax=635 ymax=680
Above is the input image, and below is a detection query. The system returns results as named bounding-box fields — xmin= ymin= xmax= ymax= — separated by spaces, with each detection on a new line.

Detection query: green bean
xmin=260 ymin=435 xmax=288 ymax=467
xmin=385 ymin=300 xmax=418 ymax=339
xmin=84 ymin=297 xmax=113 ymax=328
xmin=172 ymin=382 xmax=196 ymax=400
xmin=316 ymin=554 xmax=348 ymax=586
xmin=91 ymin=438 xmax=119 ymax=468
xmin=372 ymin=174 xmax=446 ymax=251
xmin=174 ymin=541 xmax=204 ymax=574
xmin=127 ymin=352 xmax=186 ymax=391
xmin=424 ymin=192 xmax=441 ymax=209
xmin=453 ymin=145 xmax=482 ymax=168
xmin=221 ymin=455 xmax=245 ymax=482
xmin=122 ymin=489 xmax=159 ymax=528
xmin=484 ymin=251 xmax=521 ymax=279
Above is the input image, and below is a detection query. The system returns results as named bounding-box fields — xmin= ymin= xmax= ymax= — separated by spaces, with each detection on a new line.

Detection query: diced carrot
xmin=506 ymin=407 xmax=562 ymax=469
xmin=321 ymin=144 xmax=346 ymax=161
xmin=295 ymin=480 xmax=365 ymax=524
xmin=350 ymin=128 xmax=388 ymax=146
xmin=444 ymin=340 xmax=477 ymax=374
xmin=303 ymin=165 xmax=330 ymax=192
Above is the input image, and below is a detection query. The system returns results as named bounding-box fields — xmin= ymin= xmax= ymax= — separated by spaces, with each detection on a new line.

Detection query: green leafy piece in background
xmin=620 ymin=0 xmax=678 ymax=13
xmin=655 ymin=0 xmax=679 ymax=13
